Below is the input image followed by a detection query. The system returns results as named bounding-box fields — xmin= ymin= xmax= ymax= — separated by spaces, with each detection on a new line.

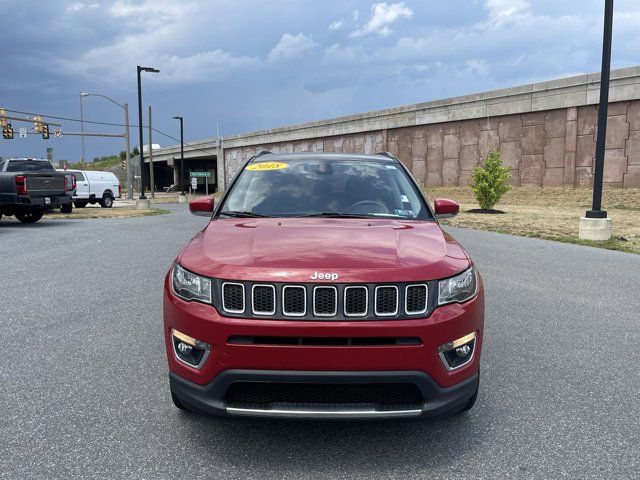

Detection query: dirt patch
xmin=427 ymin=186 xmax=640 ymax=254
xmin=45 ymin=208 xmax=169 ymax=220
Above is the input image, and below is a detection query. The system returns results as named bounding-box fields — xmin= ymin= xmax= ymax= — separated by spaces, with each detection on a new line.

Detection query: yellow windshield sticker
xmin=246 ymin=162 xmax=288 ymax=171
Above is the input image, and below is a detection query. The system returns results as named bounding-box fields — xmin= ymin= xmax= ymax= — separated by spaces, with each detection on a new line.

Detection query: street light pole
xmin=173 ymin=116 xmax=185 ymax=198
xmin=123 ymin=103 xmax=132 ymax=199
xmin=79 ymin=93 xmax=86 ymax=163
xmin=80 ymin=92 xmax=132 ymax=199
xmin=579 ymin=0 xmax=614 ymax=241
xmin=136 ymin=65 xmax=159 ymax=201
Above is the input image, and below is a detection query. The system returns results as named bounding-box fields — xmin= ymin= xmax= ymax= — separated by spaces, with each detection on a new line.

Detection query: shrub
xmin=470 ymin=149 xmax=512 ymax=210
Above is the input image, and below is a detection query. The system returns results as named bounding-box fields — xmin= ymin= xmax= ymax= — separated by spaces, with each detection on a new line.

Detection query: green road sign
xmin=190 ymin=171 xmax=212 ymax=178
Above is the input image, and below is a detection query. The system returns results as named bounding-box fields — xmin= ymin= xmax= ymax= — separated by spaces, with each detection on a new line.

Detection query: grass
xmin=426 ymin=187 xmax=640 ymax=254
xmin=45 ymin=207 xmax=169 ymax=220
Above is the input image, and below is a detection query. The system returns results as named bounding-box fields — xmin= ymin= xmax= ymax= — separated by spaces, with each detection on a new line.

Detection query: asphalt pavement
xmin=1 ymin=205 xmax=638 ymax=479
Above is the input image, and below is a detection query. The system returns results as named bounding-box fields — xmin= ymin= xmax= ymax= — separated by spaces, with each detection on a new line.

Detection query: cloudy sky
xmin=1 ymin=0 xmax=639 ymax=161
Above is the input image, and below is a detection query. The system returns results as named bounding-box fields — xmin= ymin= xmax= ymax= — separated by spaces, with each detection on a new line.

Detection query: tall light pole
xmin=580 ymin=0 xmax=614 ymax=241
xmin=79 ymin=93 xmax=86 ymax=163
xmin=173 ymin=116 xmax=185 ymax=198
xmin=80 ymin=93 xmax=133 ymax=199
xmin=137 ymin=66 xmax=159 ymax=200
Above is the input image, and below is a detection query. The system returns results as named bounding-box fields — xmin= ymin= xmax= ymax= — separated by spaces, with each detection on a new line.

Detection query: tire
xmin=100 ymin=194 xmax=114 ymax=208
xmin=60 ymin=203 xmax=73 ymax=214
xmin=171 ymin=391 xmax=191 ymax=412
xmin=460 ymin=373 xmax=480 ymax=413
xmin=15 ymin=210 xmax=44 ymax=224
xmin=74 ymin=202 xmax=87 ymax=208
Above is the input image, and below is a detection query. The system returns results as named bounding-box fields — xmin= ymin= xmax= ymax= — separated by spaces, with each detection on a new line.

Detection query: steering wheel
xmin=348 ymin=200 xmax=389 ymax=214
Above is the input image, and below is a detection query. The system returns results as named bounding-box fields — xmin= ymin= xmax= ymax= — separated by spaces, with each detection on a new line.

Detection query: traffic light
xmin=33 ymin=115 xmax=43 ymax=134
xmin=0 ymin=108 xmax=7 ymax=128
xmin=2 ymin=122 xmax=13 ymax=139
xmin=121 ymin=160 xmax=126 ymax=170
xmin=42 ymin=124 xmax=49 ymax=139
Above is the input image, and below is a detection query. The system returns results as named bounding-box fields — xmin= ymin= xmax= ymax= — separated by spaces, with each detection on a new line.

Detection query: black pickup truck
xmin=0 ymin=158 xmax=75 ymax=223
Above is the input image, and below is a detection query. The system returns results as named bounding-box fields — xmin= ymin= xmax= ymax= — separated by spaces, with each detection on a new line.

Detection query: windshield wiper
xmin=296 ymin=212 xmax=373 ymax=219
xmin=219 ymin=210 xmax=271 ymax=218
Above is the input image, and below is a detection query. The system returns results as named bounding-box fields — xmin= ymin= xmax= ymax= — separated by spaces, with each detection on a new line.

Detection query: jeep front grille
xmin=216 ymin=280 xmax=435 ymax=320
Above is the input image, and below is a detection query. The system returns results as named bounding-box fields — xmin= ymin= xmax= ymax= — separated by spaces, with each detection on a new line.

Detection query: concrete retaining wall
xmin=222 ymin=66 xmax=640 ymax=188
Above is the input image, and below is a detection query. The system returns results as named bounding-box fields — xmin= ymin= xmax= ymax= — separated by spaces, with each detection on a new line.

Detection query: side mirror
xmin=434 ymin=198 xmax=459 ymax=219
xmin=189 ymin=197 xmax=214 ymax=217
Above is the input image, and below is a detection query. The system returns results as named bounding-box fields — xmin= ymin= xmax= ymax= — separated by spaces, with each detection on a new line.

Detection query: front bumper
xmin=170 ymin=369 xmax=479 ymax=419
xmin=164 ymin=274 xmax=484 ymax=419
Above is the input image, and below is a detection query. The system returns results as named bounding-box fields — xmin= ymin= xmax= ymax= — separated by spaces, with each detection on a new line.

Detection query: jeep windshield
xmin=219 ymin=157 xmax=432 ymax=220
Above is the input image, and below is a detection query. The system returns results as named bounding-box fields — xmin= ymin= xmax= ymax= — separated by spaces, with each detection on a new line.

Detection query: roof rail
xmin=375 ymin=151 xmax=397 ymax=160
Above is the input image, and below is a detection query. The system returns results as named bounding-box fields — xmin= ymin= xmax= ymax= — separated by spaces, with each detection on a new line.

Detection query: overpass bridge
xmin=148 ymin=66 xmax=640 ymax=193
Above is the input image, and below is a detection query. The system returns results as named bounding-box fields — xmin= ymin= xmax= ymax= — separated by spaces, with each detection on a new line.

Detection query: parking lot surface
xmin=1 ymin=205 xmax=638 ymax=479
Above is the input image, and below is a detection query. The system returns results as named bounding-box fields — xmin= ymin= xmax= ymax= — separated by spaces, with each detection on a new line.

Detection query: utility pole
xmin=124 ymin=103 xmax=132 ymax=199
xmin=79 ymin=93 xmax=86 ymax=163
xmin=80 ymin=93 xmax=133 ymax=199
xmin=148 ymin=105 xmax=155 ymax=198
xmin=173 ymin=115 xmax=185 ymax=201
xmin=579 ymin=0 xmax=614 ymax=241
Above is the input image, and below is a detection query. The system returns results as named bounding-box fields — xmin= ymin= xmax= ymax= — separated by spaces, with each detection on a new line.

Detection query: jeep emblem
xmin=310 ymin=271 xmax=339 ymax=281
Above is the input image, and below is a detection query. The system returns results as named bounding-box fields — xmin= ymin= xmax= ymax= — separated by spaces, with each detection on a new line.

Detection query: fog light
xmin=438 ymin=332 xmax=476 ymax=371
xmin=455 ymin=345 xmax=471 ymax=357
xmin=171 ymin=329 xmax=211 ymax=369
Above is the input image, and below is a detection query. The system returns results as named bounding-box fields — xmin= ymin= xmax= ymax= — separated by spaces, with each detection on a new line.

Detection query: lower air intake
xmin=224 ymin=382 xmax=423 ymax=410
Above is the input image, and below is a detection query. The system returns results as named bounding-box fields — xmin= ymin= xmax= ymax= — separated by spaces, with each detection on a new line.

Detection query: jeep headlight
xmin=172 ymin=264 xmax=212 ymax=303
xmin=438 ymin=267 xmax=477 ymax=305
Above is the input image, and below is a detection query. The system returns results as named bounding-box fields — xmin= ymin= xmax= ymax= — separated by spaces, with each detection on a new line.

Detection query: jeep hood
xmin=178 ymin=218 xmax=470 ymax=283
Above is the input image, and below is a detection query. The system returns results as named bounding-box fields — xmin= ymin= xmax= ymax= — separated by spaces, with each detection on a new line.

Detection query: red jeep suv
xmin=164 ymin=152 xmax=483 ymax=419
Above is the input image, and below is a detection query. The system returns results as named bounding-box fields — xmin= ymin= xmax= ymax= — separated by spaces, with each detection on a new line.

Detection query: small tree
xmin=470 ymin=149 xmax=512 ymax=210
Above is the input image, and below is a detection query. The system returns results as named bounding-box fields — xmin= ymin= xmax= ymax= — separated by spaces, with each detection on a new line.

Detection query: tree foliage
xmin=470 ymin=149 xmax=512 ymax=210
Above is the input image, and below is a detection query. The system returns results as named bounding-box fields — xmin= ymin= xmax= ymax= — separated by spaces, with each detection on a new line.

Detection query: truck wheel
xmin=60 ymin=203 xmax=73 ymax=214
xmin=171 ymin=391 xmax=191 ymax=412
xmin=74 ymin=202 xmax=87 ymax=208
xmin=100 ymin=195 xmax=114 ymax=208
xmin=15 ymin=211 xmax=44 ymax=224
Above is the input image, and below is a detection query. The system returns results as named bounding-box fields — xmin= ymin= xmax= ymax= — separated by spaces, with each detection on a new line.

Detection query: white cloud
xmin=329 ymin=19 xmax=345 ymax=31
xmin=268 ymin=33 xmax=318 ymax=62
xmin=351 ymin=2 xmax=413 ymax=37
xmin=484 ymin=0 xmax=531 ymax=25
xmin=67 ymin=2 xmax=99 ymax=12
xmin=108 ymin=0 xmax=193 ymax=25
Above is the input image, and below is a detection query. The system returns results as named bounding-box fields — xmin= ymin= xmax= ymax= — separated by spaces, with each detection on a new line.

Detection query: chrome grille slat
xmin=282 ymin=286 xmax=306 ymax=316
xmin=375 ymin=286 xmax=398 ymax=316
xmin=405 ymin=284 xmax=428 ymax=315
xmin=222 ymin=282 xmax=245 ymax=313
xmin=252 ymin=284 xmax=276 ymax=315
xmin=313 ymin=286 xmax=337 ymax=317
xmin=344 ymin=286 xmax=368 ymax=317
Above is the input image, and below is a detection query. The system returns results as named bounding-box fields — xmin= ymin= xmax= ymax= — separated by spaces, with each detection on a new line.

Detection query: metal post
xmin=79 ymin=93 xmax=85 ymax=163
xmin=136 ymin=66 xmax=145 ymax=199
xmin=205 ymin=174 xmax=209 ymax=196
xmin=148 ymin=105 xmax=155 ymax=198
xmin=124 ymin=103 xmax=132 ymax=199
xmin=586 ymin=0 xmax=614 ymax=219
xmin=180 ymin=118 xmax=185 ymax=196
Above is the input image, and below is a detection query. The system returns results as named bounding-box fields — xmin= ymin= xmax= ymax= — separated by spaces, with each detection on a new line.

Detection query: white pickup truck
xmin=59 ymin=169 xmax=121 ymax=208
